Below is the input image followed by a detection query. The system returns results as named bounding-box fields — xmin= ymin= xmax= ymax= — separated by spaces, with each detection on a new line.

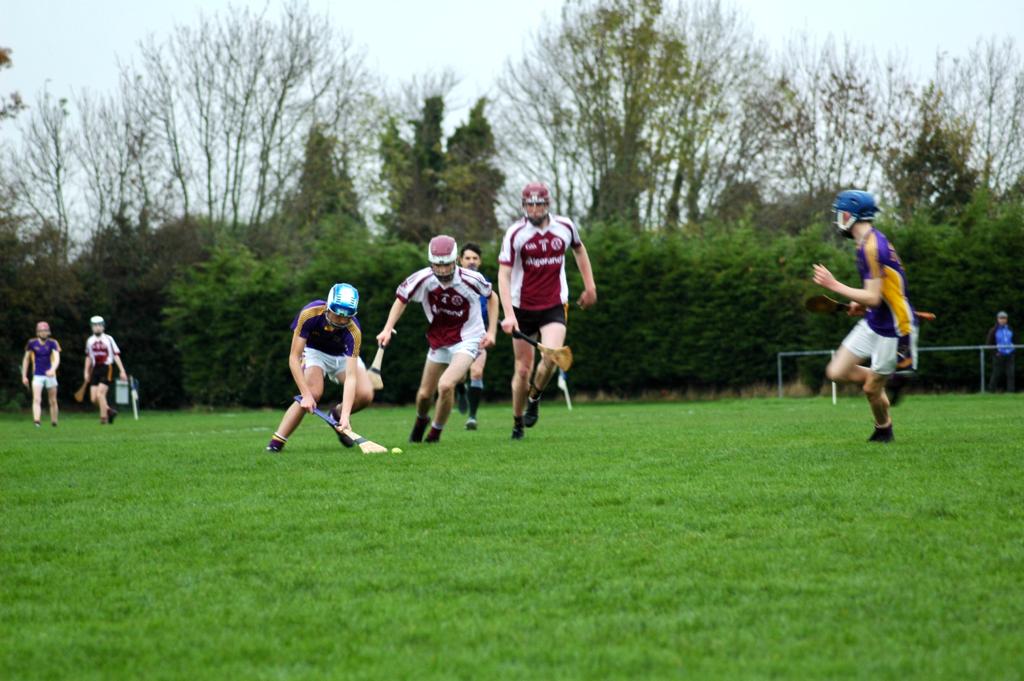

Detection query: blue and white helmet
xmin=326 ymin=283 xmax=359 ymax=318
xmin=833 ymin=190 xmax=878 ymax=236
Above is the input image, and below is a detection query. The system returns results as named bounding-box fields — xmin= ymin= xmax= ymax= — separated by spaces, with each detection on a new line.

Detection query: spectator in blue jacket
xmin=986 ymin=311 xmax=1015 ymax=392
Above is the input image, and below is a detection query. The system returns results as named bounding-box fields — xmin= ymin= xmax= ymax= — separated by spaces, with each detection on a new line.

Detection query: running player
xmin=83 ymin=316 xmax=128 ymax=425
xmin=498 ymin=182 xmax=597 ymax=440
xmin=453 ymin=242 xmax=490 ymax=430
xmin=813 ymin=190 xmax=918 ymax=443
xmin=376 ymin=235 xmax=498 ymax=444
xmin=266 ymin=283 xmax=375 ymax=453
xmin=21 ymin=321 xmax=61 ymax=427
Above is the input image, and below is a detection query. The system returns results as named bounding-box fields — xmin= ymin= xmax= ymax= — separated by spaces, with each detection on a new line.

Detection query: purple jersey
xmin=290 ymin=300 xmax=362 ymax=358
xmin=856 ymin=228 xmax=915 ymax=338
xmin=26 ymin=338 xmax=61 ymax=376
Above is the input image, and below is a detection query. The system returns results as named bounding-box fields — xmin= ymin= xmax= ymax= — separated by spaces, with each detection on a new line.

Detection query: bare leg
xmin=530 ymin=323 xmax=567 ymax=396
xmin=434 ymin=353 xmax=475 ymax=427
xmin=415 ymin=361 xmax=447 ymax=418
xmin=511 ymin=339 xmax=535 ymax=417
xmin=31 ymin=382 xmax=43 ymax=422
xmin=825 ymin=346 xmax=871 ymax=385
xmin=826 ymin=346 xmax=891 ymax=429
xmin=47 ymin=386 xmax=59 ymax=424
xmin=273 ymin=368 xmax=325 ymax=440
xmin=864 ymin=372 xmax=891 ymax=427
xmin=95 ymin=384 xmax=110 ymax=421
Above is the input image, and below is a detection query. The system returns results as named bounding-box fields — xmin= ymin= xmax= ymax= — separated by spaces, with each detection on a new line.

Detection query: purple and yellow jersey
xmin=856 ymin=228 xmax=915 ymax=338
xmin=290 ymin=300 xmax=362 ymax=358
xmin=26 ymin=338 xmax=61 ymax=376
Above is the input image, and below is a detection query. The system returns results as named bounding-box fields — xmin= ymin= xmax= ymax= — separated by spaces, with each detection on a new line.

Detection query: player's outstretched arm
xmin=288 ymin=334 xmax=316 ymax=412
xmin=377 ymin=298 xmax=407 ymax=347
xmin=572 ymin=243 xmax=597 ymax=309
xmin=498 ymin=264 xmax=517 ymax=334
xmin=812 ymin=264 xmax=882 ymax=308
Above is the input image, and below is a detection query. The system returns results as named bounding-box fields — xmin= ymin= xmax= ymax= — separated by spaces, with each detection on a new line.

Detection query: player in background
xmin=21 ymin=321 xmax=61 ymax=427
xmin=376 ymin=235 xmax=498 ymax=444
xmin=83 ymin=316 xmax=128 ymax=425
xmin=266 ymin=283 xmax=375 ymax=453
xmin=498 ymin=182 xmax=597 ymax=440
xmin=453 ymin=242 xmax=491 ymax=430
xmin=812 ymin=190 xmax=918 ymax=443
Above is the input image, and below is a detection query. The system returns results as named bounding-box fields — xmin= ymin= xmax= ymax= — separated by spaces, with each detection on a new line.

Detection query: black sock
xmin=514 ymin=415 xmax=524 ymax=429
xmin=468 ymin=386 xmax=482 ymax=417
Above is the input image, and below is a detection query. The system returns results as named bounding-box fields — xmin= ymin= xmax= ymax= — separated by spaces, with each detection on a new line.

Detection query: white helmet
xmin=90 ymin=315 xmax=105 ymax=325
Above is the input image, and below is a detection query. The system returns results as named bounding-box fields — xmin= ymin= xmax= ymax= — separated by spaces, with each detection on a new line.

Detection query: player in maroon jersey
xmin=376 ymin=235 xmax=498 ymax=443
xmin=498 ymin=182 xmax=597 ymax=440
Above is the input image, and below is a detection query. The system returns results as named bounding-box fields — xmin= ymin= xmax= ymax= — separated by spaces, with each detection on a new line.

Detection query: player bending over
xmin=84 ymin=316 xmax=128 ymax=425
xmin=813 ymin=190 xmax=918 ymax=443
xmin=266 ymin=284 xmax=375 ymax=453
xmin=376 ymin=235 xmax=498 ymax=444
xmin=22 ymin=321 xmax=61 ymax=427
xmin=498 ymin=182 xmax=597 ymax=440
xmin=453 ymin=242 xmax=491 ymax=430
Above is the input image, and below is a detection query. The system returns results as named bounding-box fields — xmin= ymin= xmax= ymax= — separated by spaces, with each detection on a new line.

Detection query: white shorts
xmin=427 ymin=338 xmax=482 ymax=365
xmin=32 ymin=375 xmax=58 ymax=389
xmin=841 ymin=319 xmax=919 ymax=375
xmin=302 ymin=347 xmax=365 ymax=384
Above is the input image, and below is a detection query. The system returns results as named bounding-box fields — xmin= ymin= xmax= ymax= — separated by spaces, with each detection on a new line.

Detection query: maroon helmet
xmin=428 ymin=235 xmax=458 ymax=283
xmin=521 ymin=182 xmax=550 ymax=205
xmin=521 ymin=182 xmax=551 ymax=225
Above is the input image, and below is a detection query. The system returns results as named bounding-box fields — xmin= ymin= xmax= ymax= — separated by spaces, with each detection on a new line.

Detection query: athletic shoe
xmin=51 ymin=422 xmax=58 ymax=428
xmin=409 ymin=415 xmax=430 ymax=443
xmin=33 ymin=421 xmax=40 ymax=428
xmin=425 ymin=426 xmax=442 ymax=443
xmin=511 ymin=415 xmax=525 ymax=440
xmin=455 ymin=383 xmax=468 ymax=415
xmin=108 ymin=408 xmax=118 ymax=425
xmin=465 ymin=417 xmax=478 ymax=431
xmin=266 ymin=440 xmax=284 ymax=453
xmin=868 ymin=424 xmax=894 ymax=443
xmin=524 ymin=395 xmax=541 ymax=428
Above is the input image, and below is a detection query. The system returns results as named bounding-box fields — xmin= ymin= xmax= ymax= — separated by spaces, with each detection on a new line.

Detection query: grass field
xmin=2 ymin=395 xmax=1023 ymax=680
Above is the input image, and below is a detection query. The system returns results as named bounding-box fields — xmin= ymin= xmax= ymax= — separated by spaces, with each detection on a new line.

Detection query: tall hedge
xmin=160 ymin=202 xmax=1022 ymax=406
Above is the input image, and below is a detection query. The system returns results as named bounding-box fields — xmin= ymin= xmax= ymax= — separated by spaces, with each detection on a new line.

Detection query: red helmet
xmin=521 ymin=182 xmax=550 ymax=205
xmin=428 ymin=235 xmax=458 ymax=265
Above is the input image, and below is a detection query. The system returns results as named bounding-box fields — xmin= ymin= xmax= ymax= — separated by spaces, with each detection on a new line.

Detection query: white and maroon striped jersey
xmin=85 ymin=333 xmax=120 ymax=366
xmin=396 ymin=266 xmax=492 ymax=350
xmin=498 ymin=215 xmax=582 ymax=310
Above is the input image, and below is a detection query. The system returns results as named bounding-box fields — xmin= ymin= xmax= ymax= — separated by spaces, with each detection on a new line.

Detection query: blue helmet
xmin=833 ymin=190 xmax=878 ymax=236
xmin=326 ymin=283 xmax=359 ymax=320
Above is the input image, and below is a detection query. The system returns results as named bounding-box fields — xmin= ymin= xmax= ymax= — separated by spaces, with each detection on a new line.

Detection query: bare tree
xmin=936 ymin=36 xmax=1024 ymax=194
xmin=761 ymin=35 xmax=915 ymax=203
xmin=497 ymin=0 xmax=776 ymax=228
xmin=10 ymin=92 xmax=75 ymax=252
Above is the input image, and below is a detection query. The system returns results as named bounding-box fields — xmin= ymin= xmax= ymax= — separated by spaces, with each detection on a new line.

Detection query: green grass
xmin=2 ymin=395 xmax=1023 ymax=680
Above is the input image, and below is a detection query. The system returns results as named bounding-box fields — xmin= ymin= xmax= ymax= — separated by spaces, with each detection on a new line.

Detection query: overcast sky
xmin=3 ymin=0 xmax=1023 ymax=126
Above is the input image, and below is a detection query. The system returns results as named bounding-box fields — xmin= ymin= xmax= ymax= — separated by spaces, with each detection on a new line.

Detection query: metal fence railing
xmin=776 ymin=344 xmax=1022 ymax=400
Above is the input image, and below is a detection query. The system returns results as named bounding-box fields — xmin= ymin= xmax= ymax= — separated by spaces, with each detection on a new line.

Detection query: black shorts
xmin=514 ymin=304 xmax=567 ymax=338
xmin=90 ymin=364 xmax=114 ymax=386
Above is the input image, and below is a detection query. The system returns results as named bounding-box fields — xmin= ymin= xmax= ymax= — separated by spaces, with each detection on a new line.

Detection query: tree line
xmin=1 ymin=0 xmax=1022 ymax=407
